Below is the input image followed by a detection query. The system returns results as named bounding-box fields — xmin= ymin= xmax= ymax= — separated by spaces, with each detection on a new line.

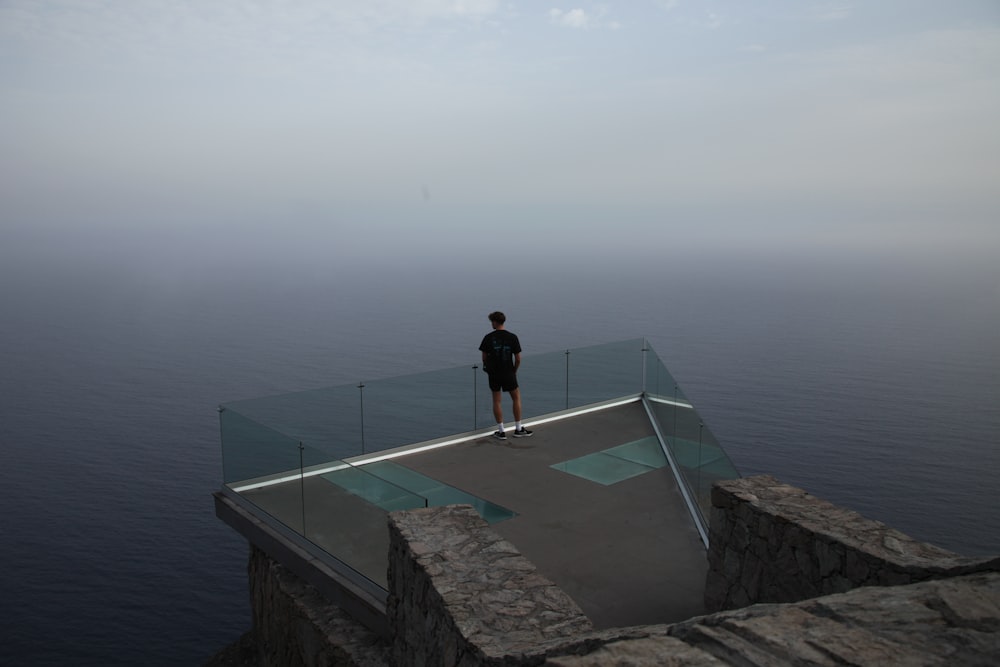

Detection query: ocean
xmin=2 ymin=245 xmax=998 ymax=665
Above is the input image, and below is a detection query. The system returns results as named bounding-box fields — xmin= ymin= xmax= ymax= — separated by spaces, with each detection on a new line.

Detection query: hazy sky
xmin=2 ymin=1 xmax=999 ymax=267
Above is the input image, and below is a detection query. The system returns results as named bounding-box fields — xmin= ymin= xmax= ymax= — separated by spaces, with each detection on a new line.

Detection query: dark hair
xmin=488 ymin=311 xmax=506 ymax=324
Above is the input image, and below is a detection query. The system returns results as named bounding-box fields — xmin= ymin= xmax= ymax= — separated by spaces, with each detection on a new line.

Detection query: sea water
xmin=1 ymin=249 xmax=998 ymax=665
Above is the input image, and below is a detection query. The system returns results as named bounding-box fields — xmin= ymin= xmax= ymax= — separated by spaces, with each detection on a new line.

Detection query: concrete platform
xmin=224 ymin=399 xmax=708 ymax=630
xmin=395 ymin=400 xmax=708 ymax=627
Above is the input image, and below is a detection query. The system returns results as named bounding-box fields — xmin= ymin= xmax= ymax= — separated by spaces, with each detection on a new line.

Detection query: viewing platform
xmin=214 ymin=339 xmax=740 ymax=635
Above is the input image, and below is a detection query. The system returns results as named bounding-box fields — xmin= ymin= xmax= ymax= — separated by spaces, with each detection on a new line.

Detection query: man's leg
xmin=510 ymin=387 xmax=522 ymax=422
xmin=509 ymin=388 xmax=531 ymax=437
xmin=492 ymin=390 xmax=504 ymax=424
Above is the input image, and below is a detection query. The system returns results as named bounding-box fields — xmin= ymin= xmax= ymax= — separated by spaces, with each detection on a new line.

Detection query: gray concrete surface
xmin=395 ymin=401 xmax=708 ymax=627
xmin=232 ymin=400 xmax=709 ymax=629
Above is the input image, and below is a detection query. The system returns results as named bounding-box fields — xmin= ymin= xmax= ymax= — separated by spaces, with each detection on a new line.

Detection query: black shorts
xmin=488 ymin=372 xmax=518 ymax=393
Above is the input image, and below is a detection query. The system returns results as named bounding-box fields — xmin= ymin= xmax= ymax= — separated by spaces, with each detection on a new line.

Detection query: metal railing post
xmin=564 ymin=349 xmax=571 ymax=410
xmin=641 ymin=341 xmax=649 ymax=395
xmin=298 ymin=441 xmax=306 ymax=535
xmin=697 ymin=421 xmax=704 ymax=509
xmin=472 ymin=364 xmax=479 ymax=430
xmin=358 ymin=383 xmax=366 ymax=454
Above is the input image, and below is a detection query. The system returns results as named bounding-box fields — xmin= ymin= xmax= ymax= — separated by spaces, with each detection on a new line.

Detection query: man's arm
xmin=513 ymin=352 xmax=521 ymax=373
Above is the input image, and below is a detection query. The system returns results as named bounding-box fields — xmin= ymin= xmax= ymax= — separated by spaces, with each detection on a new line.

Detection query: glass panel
xmin=232 ymin=432 xmax=309 ymax=539
xmin=219 ymin=407 xmax=304 ymax=486
xmin=222 ymin=383 xmax=363 ymax=461
xmin=321 ymin=464 xmax=428 ymax=512
xmin=361 ymin=364 xmax=475 ymax=453
xmin=551 ymin=436 xmax=666 ymax=485
xmin=553 ymin=452 xmax=651 ymax=485
xmin=513 ymin=338 xmax=646 ymax=417
xmin=358 ymin=461 xmax=515 ymax=524
xmin=642 ymin=346 xmax=740 ymax=526
xmin=301 ymin=459 xmax=427 ymax=589
xmin=605 ymin=436 xmax=668 ymax=468
xmin=688 ymin=422 xmax=739 ymax=519
xmin=515 ymin=347 xmax=569 ymax=416
xmin=566 ymin=338 xmax=646 ymax=407
xmin=643 ymin=344 xmax=689 ymax=406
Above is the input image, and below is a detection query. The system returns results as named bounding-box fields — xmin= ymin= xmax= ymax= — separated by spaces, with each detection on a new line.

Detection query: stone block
xmin=710 ymin=484 xmax=735 ymax=509
xmin=544 ymin=636 xmax=724 ymax=666
xmin=387 ymin=505 xmax=593 ymax=666
xmin=247 ymin=545 xmax=389 ymax=666
xmin=704 ymin=475 xmax=999 ymax=612
xmin=814 ymin=538 xmax=843 ymax=579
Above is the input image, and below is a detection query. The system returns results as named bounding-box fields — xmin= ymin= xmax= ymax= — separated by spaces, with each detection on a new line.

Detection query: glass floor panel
xmin=551 ymin=436 xmax=666 ymax=486
xmin=668 ymin=437 xmax=728 ymax=471
xmin=319 ymin=465 xmax=427 ymax=512
xmin=605 ymin=436 xmax=668 ymax=468
xmin=322 ymin=460 xmax=516 ymax=524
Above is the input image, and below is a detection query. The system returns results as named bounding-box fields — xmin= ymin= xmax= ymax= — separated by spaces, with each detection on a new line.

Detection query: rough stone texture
xmin=704 ymin=475 xmax=1000 ymax=612
xmin=387 ymin=504 xmax=594 ymax=666
xmin=248 ymin=544 xmax=389 ymax=667
xmin=546 ymin=572 xmax=1000 ymax=666
xmin=227 ymin=476 xmax=1000 ymax=666
xmin=546 ymin=635 xmax=725 ymax=666
xmin=202 ymin=630 xmax=259 ymax=666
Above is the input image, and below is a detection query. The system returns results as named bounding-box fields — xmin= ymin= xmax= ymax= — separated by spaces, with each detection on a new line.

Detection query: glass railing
xmin=218 ymin=338 xmax=739 ymax=589
xmin=642 ymin=349 xmax=740 ymax=530
xmin=220 ymin=338 xmax=650 ymax=478
xmin=219 ymin=408 xmax=428 ymax=588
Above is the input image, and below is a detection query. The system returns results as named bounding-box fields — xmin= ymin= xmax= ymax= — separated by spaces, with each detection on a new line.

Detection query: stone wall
xmin=225 ymin=475 xmax=1000 ymax=666
xmin=704 ymin=475 xmax=1000 ymax=612
xmin=546 ymin=571 xmax=1000 ymax=666
xmin=246 ymin=544 xmax=389 ymax=667
xmin=386 ymin=505 xmax=594 ymax=666
xmin=237 ymin=537 xmax=1000 ymax=667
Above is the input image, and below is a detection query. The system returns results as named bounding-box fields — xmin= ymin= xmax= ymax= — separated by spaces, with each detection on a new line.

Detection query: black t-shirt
xmin=479 ymin=330 xmax=521 ymax=374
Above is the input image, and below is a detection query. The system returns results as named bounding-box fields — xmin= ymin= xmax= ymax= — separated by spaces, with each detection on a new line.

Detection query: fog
xmin=2 ymin=1 xmax=999 ymax=276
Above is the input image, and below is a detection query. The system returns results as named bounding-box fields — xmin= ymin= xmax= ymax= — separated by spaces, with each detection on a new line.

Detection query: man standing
xmin=479 ymin=311 xmax=532 ymax=440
